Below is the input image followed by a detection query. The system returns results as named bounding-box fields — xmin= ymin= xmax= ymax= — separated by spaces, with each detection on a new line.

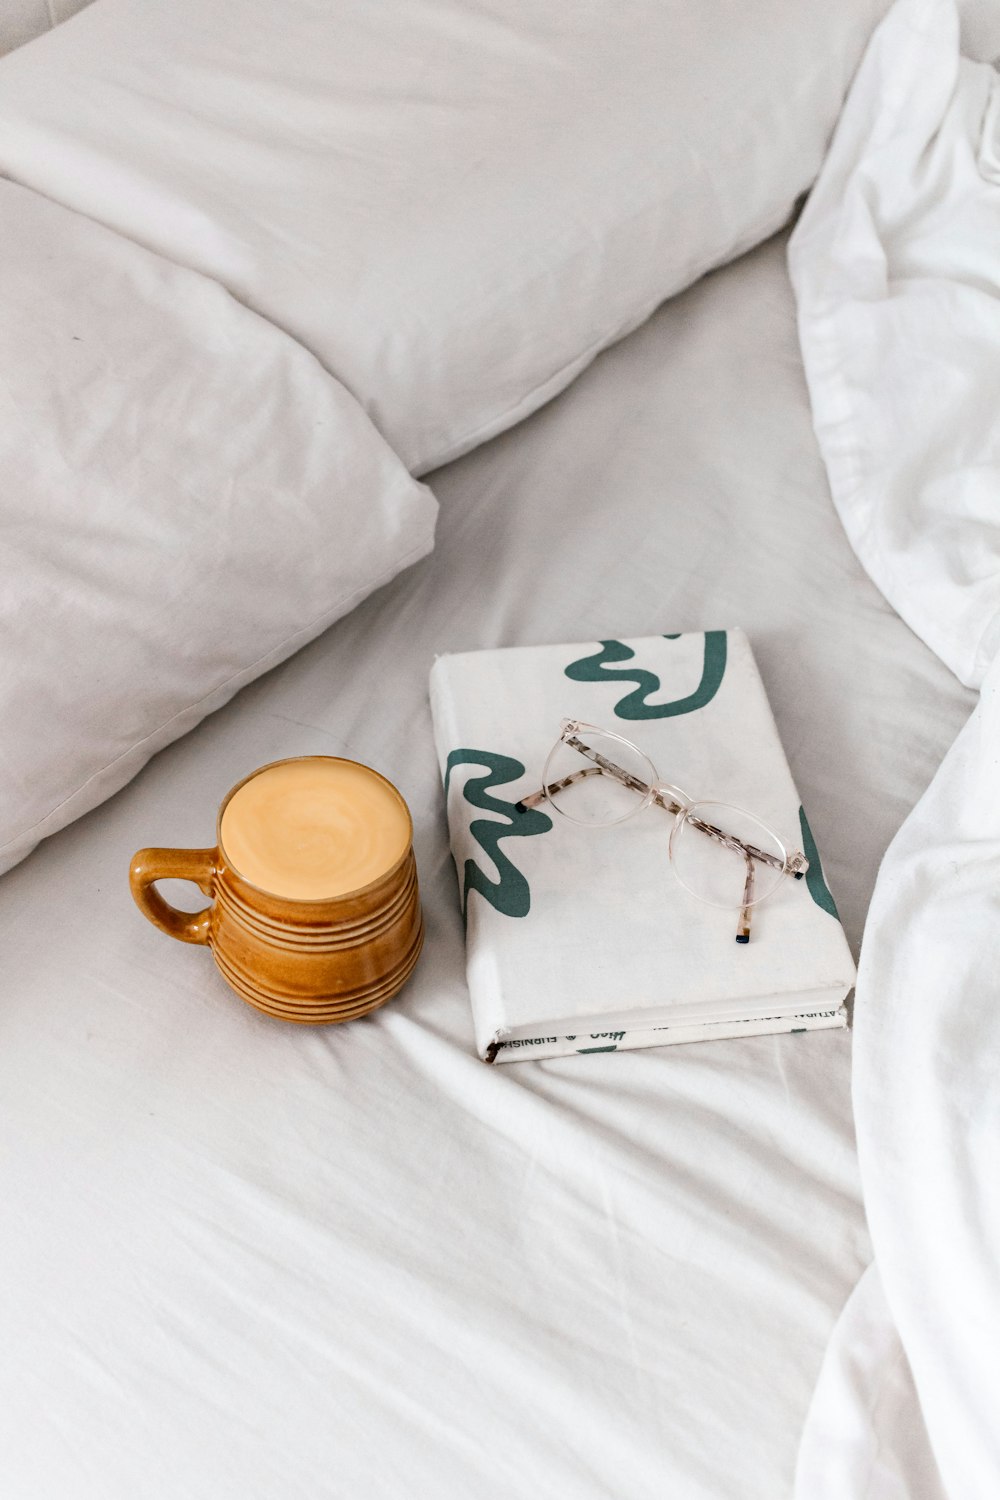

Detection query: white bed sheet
xmin=0 ymin=233 xmax=974 ymax=1499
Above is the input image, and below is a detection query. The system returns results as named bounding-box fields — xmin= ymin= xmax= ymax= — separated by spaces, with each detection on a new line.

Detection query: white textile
xmin=0 ymin=178 xmax=435 ymax=875
xmin=796 ymin=1266 xmax=947 ymax=1500
xmin=789 ymin=0 xmax=1000 ymax=689
xmin=0 ymin=0 xmax=92 ymax=56
xmin=790 ymin=0 xmax=1000 ymax=1491
xmin=2 ymin=232 xmax=963 ymax=1500
xmin=0 ymin=0 xmax=887 ymax=475
xmin=811 ymin=657 xmax=1000 ymax=1497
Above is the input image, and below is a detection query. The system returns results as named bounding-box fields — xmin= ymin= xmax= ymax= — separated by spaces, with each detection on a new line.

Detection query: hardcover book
xmin=430 ymin=629 xmax=855 ymax=1063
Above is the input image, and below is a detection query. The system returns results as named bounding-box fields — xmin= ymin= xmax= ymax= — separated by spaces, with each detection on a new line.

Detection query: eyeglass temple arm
xmin=516 ymin=765 xmax=604 ymax=812
xmin=517 ymin=765 xmax=689 ymax=817
xmin=683 ymin=810 xmax=808 ymax=879
xmin=518 ymin=734 xmax=689 ymax=815
xmin=737 ymin=854 xmax=755 ymax=943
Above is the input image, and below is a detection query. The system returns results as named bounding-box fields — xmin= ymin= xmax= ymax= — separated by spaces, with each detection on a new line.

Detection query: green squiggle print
xmin=798 ymin=807 xmax=839 ymax=919
xmin=444 ymin=749 xmax=552 ymax=919
xmin=564 ymin=632 xmax=727 ymax=719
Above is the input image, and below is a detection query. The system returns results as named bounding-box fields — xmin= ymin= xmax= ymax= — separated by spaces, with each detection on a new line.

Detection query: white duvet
xmin=790 ymin=0 xmax=1000 ymax=1491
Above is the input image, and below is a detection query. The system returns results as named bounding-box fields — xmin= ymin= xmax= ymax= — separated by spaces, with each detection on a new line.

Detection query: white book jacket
xmin=430 ymin=629 xmax=855 ymax=1062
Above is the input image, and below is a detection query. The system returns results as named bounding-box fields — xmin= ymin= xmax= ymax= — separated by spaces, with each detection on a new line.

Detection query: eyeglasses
xmin=516 ymin=719 xmax=808 ymax=943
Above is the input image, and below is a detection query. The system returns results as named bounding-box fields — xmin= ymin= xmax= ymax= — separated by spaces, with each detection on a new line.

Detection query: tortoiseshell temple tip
xmin=514 ymin=801 xmax=526 ymax=814
xmin=735 ymin=934 xmax=750 ymax=945
xmin=794 ymin=871 xmax=804 ymax=880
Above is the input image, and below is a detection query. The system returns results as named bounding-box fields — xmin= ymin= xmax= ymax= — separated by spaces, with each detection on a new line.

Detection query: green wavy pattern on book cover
xmin=798 ymin=807 xmax=839 ymax=919
xmin=444 ymin=749 xmax=552 ymax=920
xmin=563 ymin=631 xmax=727 ymax=719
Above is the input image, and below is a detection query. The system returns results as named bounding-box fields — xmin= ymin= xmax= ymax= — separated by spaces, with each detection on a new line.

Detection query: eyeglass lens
xmin=670 ymin=801 xmax=787 ymax=909
xmin=541 ymin=726 xmax=656 ymax=826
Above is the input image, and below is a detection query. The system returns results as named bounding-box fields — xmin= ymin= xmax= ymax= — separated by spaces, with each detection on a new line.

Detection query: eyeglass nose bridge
xmin=652 ymin=781 xmax=692 ymax=815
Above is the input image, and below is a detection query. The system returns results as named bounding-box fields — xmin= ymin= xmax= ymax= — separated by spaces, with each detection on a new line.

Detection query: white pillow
xmin=0 ymin=0 xmax=889 ymax=476
xmin=0 ymin=180 xmax=437 ymax=876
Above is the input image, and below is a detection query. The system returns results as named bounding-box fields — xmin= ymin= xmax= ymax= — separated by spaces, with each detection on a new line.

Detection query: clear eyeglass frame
xmin=516 ymin=718 xmax=809 ymax=944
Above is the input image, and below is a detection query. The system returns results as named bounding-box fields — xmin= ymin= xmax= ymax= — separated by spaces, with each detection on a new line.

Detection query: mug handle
xmin=129 ymin=847 xmax=217 ymax=945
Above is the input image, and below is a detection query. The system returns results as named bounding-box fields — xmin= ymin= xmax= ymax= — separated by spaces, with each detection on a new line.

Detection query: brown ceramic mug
xmin=129 ymin=756 xmax=423 ymax=1024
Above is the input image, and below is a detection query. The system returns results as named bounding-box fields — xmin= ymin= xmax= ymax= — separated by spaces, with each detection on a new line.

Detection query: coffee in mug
xmin=129 ymin=756 xmax=423 ymax=1023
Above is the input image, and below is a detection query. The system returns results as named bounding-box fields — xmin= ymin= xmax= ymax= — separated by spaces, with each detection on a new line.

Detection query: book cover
xmin=430 ymin=629 xmax=855 ymax=1062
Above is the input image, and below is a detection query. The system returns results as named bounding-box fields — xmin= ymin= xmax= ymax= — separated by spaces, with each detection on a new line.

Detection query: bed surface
xmin=0 ymin=232 xmax=974 ymax=1498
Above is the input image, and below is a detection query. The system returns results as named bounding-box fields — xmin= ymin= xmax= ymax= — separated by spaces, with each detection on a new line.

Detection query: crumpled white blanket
xmin=790 ymin=0 xmax=1000 ymax=691
xmin=795 ymin=654 xmax=1000 ymax=1496
xmin=789 ymin=0 xmax=1000 ymax=1492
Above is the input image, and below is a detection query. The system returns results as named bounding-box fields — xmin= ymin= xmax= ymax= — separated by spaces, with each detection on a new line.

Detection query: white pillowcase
xmin=0 ymin=181 xmax=437 ymax=876
xmin=0 ymin=0 xmax=889 ymax=476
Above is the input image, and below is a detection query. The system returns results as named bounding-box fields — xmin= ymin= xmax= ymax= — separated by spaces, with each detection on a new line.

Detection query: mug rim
xmin=216 ymin=754 xmax=414 ymax=905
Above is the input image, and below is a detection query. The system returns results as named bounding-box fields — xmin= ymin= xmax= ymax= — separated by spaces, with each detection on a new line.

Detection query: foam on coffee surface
xmin=220 ymin=758 xmax=410 ymax=900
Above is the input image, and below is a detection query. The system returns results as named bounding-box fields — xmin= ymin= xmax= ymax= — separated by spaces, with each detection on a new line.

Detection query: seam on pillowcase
xmin=0 ymin=502 xmax=433 ymax=853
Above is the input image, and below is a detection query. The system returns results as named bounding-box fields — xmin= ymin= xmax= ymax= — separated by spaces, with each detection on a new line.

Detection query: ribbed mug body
xmin=130 ymin=756 xmax=423 ymax=1024
xmin=209 ymin=847 xmax=424 ymax=1023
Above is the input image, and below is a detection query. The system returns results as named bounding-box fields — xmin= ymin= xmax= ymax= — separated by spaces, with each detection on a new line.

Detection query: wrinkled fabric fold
xmin=790 ymin=0 xmax=1000 ymax=1491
